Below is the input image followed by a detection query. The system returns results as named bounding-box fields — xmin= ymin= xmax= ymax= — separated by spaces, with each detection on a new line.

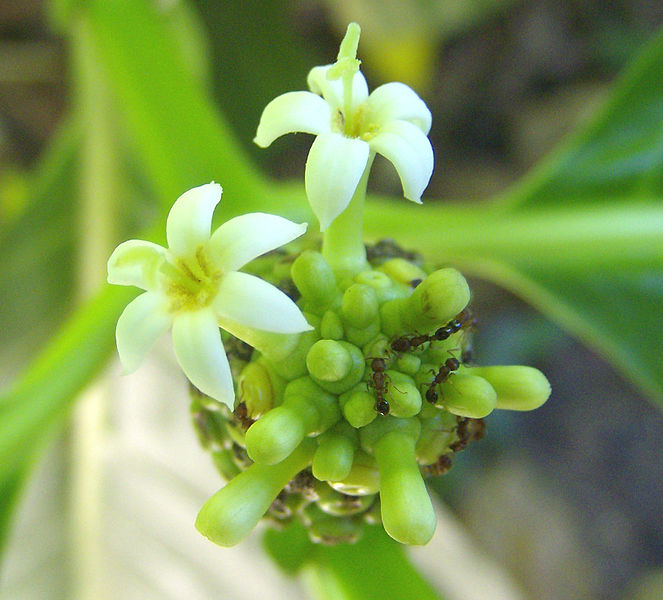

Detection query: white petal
xmin=254 ymin=91 xmax=331 ymax=148
xmin=107 ymin=240 xmax=167 ymax=291
xmin=307 ymin=65 xmax=368 ymax=112
xmin=304 ymin=133 xmax=370 ymax=230
xmin=171 ymin=309 xmax=234 ymax=408
xmin=369 ymin=120 xmax=434 ymax=203
xmin=209 ymin=213 xmax=307 ymax=272
xmin=367 ymin=82 xmax=432 ymax=134
xmin=213 ymin=271 xmax=312 ymax=334
xmin=116 ymin=292 xmax=171 ymax=374
xmin=166 ymin=182 xmax=221 ymax=257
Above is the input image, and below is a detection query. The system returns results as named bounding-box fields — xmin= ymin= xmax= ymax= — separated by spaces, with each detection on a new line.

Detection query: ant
xmin=424 ymin=356 xmax=460 ymax=404
xmin=449 ymin=417 xmax=486 ymax=452
xmin=423 ymin=454 xmax=453 ymax=477
xmin=367 ymin=357 xmax=390 ymax=415
xmin=391 ymin=308 xmax=475 ymax=353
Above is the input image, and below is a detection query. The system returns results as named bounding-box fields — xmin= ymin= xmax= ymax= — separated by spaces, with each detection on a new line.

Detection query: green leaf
xmin=264 ymin=523 xmax=444 ymax=600
xmin=307 ymin=526 xmax=443 ymax=600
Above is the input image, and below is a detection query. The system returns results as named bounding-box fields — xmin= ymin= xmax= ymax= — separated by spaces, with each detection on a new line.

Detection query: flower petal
xmin=213 ymin=271 xmax=312 ymax=334
xmin=107 ymin=240 xmax=167 ymax=291
xmin=304 ymin=133 xmax=370 ymax=230
xmin=369 ymin=120 xmax=434 ymax=203
xmin=116 ymin=292 xmax=171 ymax=374
xmin=166 ymin=182 xmax=221 ymax=257
xmin=254 ymin=91 xmax=331 ymax=148
xmin=307 ymin=65 xmax=368 ymax=112
xmin=209 ymin=213 xmax=307 ymax=272
xmin=171 ymin=309 xmax=234 ymax=408
xmin=367 ymin=82 xmax=432 ymax=134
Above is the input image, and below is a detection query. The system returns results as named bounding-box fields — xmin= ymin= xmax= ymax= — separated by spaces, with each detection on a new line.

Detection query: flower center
xmin=161 ymin=245 xmax=222 ymax=312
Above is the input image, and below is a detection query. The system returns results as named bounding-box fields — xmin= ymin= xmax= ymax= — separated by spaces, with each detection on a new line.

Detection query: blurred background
xmin=1 ymin=1 xmax=663 ymax=599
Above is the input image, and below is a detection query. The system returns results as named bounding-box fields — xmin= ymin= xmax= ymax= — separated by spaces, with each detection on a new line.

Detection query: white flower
xmin=254 ymin=23 xmax=433 ymax=231
xmin=107 ymin=182 xmax=311 ymax=408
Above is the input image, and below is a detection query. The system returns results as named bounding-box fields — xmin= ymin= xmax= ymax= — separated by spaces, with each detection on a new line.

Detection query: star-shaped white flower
xmin=107 ymin=182 xmax=312 ymax=408
xmin=254 ymin=23 xmax=433 ymax=230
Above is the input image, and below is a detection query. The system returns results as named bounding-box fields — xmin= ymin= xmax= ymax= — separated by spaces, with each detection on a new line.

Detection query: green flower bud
xmin=344 ymin=320 xmax=382 ymax=347
xmin=307 ymin=340 xmax=366 ymax=394
xmin=381 ymin=268 xmax=470 ymax=336
xmin=395 ymin=353 xmax=421 ymax=376
xmin=373 ymin=430 xmax=436 ymax=545
xmin=341 ymin=283 xmax=379 ymax=329
xmin=377 ymin=258 xmax=426 ymax=287
xmin=245 ymin=380 xmax=340 ymax=464
xmin=329 ymin=450 xmax=380 ymax=496
xmin=354 ymin=270 xmax=402 ymax=303
xmin=291 ymin=250 xmax=339 ymax=313
xmin=312 ymin=425 xmax=357 ymax=482
xmin=268 ymin=330 xmax=318 ymax=380
xmin=385 ymin=371 xmax=422 ymax=418
xmin=195 ymin=440 xmax=315 ymax=547
xmin=466 ymin=365 xmax=551 ymax=411
xmin=441 ymin=374 xmax=497 ymax=418
xmin=340 ymin=385 xmax=377 ymax=428
xmin=320 ymin=310 xmax=344 ymax=340
xmin=237 ymin=361 xmax=276 ymax=418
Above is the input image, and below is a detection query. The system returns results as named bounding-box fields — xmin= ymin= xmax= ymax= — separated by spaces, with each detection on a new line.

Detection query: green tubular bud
xmin=195 ymin=439 xmax=315 ymax=547
xmin=381 ymin=268 xmax=470 ymax=336
xmin=320 ymin=310 xmax=344 ymax=340
xmin=396 ymin=353 xmax=421 ymax=376
xmin=363 ymin=335 xmax=389 ymax=359
xmin=441 ymin=374 xmax=497 ymax=418
xmin=314 ymin=481 xmax=376 ymax=516
xmin=237 ymin=361 xmax=275 ymax=418
xmin=307 ymin=341 xmax=366 ymax=394
xmin=373 ymin=430 xmax=436 ymax=545
xmin=312 ymin=425 xmax=358 ymax=482
xmin=341 ymin=283 xmax=379 ymax=329
xmin=269 ymin=330 xmax=318 ymax=380
xmin=340 ymin=386 xmax=377 ymax=428
xmin=291 ymin=250 xmax=339 ymax=312
xmin=359 ymin=416 xmax=421 ymax=455
xmin=246 ymin=380 xmax=340 ymax=464
xmin=416 ymin=412 xmax=458 ymax=465
xmin=211 ymin=449 xmax=242 ymax=480
xmin=466 ymin=365 xmax=551 ymax=411
xmin=344 ymin=320 xmax=381 ymax=347
xmin=377 ymin=258 xmax=427 ymax=287
xmin=385 ymin=371 xmax=422 ymax=418
xmin=306 ymin=339 xmax=353 ymax=382
xmin=329 ymin=450 xmax=380 ymax=496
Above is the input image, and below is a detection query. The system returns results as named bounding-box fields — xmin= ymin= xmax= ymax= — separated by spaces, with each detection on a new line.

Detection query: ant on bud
xmin=425 ymin=356 xmax=460 ymax=404
xmin=391 ymin=308 xmax=475 ymax=354
xmin=366 ymin=357 xmax=390 ymax=415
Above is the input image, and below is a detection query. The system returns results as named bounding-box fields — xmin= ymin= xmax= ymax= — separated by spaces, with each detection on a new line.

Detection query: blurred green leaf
xmin=265 ymin=524 xmax=444 ymax=600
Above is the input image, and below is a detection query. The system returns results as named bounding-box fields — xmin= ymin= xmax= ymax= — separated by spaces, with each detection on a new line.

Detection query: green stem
xmin=322 ymin=155 xmax=374 ymax=279
xmin=69 ymin=13 xmax=117 ymax=600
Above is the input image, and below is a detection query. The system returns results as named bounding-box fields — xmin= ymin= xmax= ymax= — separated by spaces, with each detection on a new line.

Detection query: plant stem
xmin=69 ymin=14 xmax=117 ymax=600
xmin=322 ymin=155 xmax=374 ymax=279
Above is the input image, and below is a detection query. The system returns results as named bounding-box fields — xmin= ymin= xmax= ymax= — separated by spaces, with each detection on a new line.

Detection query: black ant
xmin=425 ymin=356 xmax=460 ymax=404
xmin=367 ymin=357 xmax=390 ymax=415
xmin=391 ymin=308 xmax=474 ymax=353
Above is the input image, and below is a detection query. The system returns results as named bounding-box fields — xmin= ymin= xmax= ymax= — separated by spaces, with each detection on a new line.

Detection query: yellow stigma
xmin=161 ymin=246 xmax=222 ymax=312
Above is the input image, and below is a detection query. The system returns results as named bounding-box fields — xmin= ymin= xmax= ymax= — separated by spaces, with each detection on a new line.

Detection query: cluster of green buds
xmin=108 ymin=22 xmax=550 ymax=549
xmin=191 ymin=242 xmax=550 ymax=546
